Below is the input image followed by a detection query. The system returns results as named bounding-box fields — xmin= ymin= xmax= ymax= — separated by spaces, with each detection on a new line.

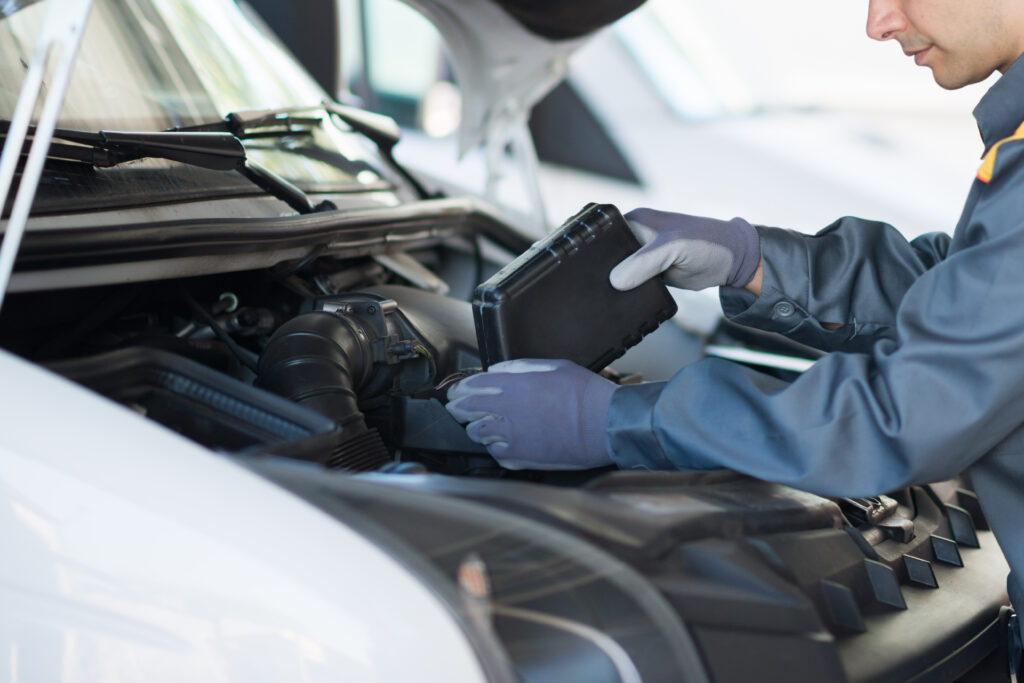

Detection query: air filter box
xmin=473 ymin=203 xmax=677 ymax=371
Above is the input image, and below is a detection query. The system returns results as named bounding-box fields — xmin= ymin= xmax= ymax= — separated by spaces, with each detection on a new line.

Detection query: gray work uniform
xmin=607 ymin=53 xmax=1024 ymax=606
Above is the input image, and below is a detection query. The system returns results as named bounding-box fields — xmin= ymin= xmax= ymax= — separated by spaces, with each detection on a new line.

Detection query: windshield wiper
xmin=173 ymin=102 xmax=432 ymax=199
xmin=0 ymin=123 xmax=335 ymax=215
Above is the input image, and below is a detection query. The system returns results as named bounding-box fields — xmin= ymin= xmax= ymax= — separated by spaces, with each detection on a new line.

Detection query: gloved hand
xmin=609 ymin=207 xmax=760 ymax=291
xmin=445 ymin=359 xmax=617 ymax=470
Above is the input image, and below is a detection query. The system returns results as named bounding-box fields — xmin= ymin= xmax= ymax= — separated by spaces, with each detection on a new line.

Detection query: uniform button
xmin=772 ymin=301 xmax=795 ymax=317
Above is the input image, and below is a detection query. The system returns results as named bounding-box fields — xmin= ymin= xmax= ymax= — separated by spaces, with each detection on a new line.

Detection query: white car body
xmin=0 ymin=349 xmax=484 ymax=682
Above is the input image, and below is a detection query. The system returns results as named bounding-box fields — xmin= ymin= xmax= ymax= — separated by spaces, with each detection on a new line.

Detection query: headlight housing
xmin=247 ymin=458 xmax=709 ymax=682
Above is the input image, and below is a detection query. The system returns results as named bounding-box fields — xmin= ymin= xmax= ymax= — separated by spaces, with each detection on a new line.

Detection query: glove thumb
xmin=609 ymin=235 xmax=676 ymax=291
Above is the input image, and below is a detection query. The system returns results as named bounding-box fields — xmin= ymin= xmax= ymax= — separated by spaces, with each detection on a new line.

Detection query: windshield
xmin=0 ymin=0 xmax=326 ymax=129
xmin=0 ymin=0 xmax=393 ymax=207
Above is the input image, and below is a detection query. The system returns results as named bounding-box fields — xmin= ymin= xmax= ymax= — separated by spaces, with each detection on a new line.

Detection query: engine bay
xmin=0 ymin=232 xmax=1012 ymax=681
xmin=0 ymin=239 xmax=522 ymax=476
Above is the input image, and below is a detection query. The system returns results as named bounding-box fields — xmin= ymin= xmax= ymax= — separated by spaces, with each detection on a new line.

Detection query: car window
xmin=0 ymin=0 xmax=327 ymax=130
xmin=339 ymin=0 xmax=459 ymax=139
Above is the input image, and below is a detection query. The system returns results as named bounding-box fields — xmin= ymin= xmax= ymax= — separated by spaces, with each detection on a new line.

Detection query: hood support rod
xmin=0 ymin=0 xmax=93 ymax=315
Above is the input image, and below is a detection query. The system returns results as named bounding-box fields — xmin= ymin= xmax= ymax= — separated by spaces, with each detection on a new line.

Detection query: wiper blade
xmin=44 ymin=127 xmax=243 ymax=169
xmin=172 ymin=103 xmax=400 ymax=148
xmin=0 ymin=123 xmax=334 ymax=214
xmin=172 ymin=102 xmax=430 ymax=198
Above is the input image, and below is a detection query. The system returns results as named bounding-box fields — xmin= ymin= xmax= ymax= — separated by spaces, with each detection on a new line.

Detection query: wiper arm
xmin=173 ymin=106 xmax=323 ymax=137
xmin=173 ymin=102 xmax=432 ymax=199
xmin=0 ymin=124 xmax=334 ymax=214
xmin=44 ymin=128 xmax=244 ymax=169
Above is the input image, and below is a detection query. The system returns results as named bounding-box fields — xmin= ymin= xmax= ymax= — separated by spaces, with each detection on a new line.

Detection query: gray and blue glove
xmin=445 ymin=359 xmax=617 ymax=470
xmin=610 ymin=208 xmax=761 ymax=291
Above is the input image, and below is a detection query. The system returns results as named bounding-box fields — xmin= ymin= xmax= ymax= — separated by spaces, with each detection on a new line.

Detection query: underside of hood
xmin=495 ymin=0 xmax=645 ymax=40
xmin=401 ymin=0 xmax=644 ymax=156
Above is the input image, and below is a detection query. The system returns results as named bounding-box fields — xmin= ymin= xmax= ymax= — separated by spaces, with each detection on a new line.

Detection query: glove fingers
xmin=445 ymin=396 xmax=499 ymax=423
xmin=486 ymin=359 xmax=558 ymax=374
xmin=612 ymin=236 xmax=736 ymax=291
xmin=446 ymin=380 xmax=501 ymax=402
xmin=448 ymin=359 xmax=558 ymax=402
xmin=485 ymin=441 xmax=524 ymax=468
xmin=465 ymin=415 xmax=510 ymax=446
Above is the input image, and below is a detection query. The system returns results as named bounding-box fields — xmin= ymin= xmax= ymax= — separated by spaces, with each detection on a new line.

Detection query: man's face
xmin=866 ymin=0 xmax=1024 ymax=89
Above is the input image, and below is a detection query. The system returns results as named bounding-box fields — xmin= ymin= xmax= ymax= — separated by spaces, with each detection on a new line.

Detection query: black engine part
xmin=257 ymin=287 xmax=485 ymax=467
xmin=48 ymin=346 xmax=343 ymax=462
xmin=473 ymin=203 xmax=677 ymax=371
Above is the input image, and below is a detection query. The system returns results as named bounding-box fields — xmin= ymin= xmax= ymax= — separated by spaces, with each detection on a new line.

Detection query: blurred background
xmin=319 ymin=0 xmax=993 ymax=239
xmin=250 ymin=0 xmax=997 ymax=363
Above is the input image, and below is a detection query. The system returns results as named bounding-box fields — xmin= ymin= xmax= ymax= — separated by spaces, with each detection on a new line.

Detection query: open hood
xmin=400 ymin=0 xmax=643 ymax=157
xmin=490 ymin=0 xmax=646 ymax=40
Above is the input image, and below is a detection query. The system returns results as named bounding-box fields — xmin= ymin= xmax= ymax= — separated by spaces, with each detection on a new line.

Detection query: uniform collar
xmin=974 ymin=52 xmax=1024 ymax=153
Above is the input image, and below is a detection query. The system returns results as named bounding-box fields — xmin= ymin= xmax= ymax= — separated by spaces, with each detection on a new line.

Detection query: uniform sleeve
xmin=608 ymin=142 xmax=1024 ymax=497
xmin=720 ymin=219 xmax=952 ymax=353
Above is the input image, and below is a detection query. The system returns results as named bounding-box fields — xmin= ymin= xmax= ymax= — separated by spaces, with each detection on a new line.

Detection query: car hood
xmin=399 ymin=0 xmax=643 ymax=156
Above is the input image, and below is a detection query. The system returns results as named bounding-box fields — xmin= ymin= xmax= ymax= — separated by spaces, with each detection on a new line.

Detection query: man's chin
xmin=931 ymin=69 xmax=968 ymax=90
xmin=931 ymin=63 xmax=996 ymax=90
xmin=932 ymin=72 xmax=964 ymax=90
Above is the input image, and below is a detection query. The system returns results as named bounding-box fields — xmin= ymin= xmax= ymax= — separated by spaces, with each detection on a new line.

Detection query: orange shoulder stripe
xmin=977 ymin=120 xmax=1024 ymax=183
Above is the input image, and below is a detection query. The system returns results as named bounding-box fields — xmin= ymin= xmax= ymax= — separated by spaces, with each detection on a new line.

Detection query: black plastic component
xmin=97 ymin=130 xmax=244 ymax=169
xmin=238 ymin=159 xmax=335 ymax=214
xmin=363 ymin=285 xmax=481 ymax=379
xmin=692 ymin=626 xmax=847 ymax=682
xmin=391 ymin=396 xmax=488 ymax=455
xmin=323 ymin=103 xmax=432 ymax=199
xmin=259 ymin=310 xmax=377 ymax=428
xmin=931 ymin=535 xmax=965 ymax=567
xmin=257 ymin=306 xmax=394 ymax=470
xmin=245 ymin=461 xmax=1011 ymax=682
xmin=879 ymin=516 xmax=916 ymax=543
xmin=48 ymin=346 xmax=341 ymax=460
xmin=864 ymin=559 xmax=906 ymax=610
xmin=373 ymin=471 xmax=846 ymax=561
xmin=957 ymin=489 xmax=990 ymax=531
xmin=946 ymin=504 xmax=981 ymax=548
xmin=8 ymin=124 xmax=331 ymax=215
xmin=27 ymin=128 xmax=246 ymax=170
xmin=258 ymin=288 xmax=483 ymax=466
xmin=473 ymin=203 xmax=677 ymax=370
xmin=820 ymin=580 xmax=866 ymax=633
xmin=904 ymin=555 xmax=939 ymax=588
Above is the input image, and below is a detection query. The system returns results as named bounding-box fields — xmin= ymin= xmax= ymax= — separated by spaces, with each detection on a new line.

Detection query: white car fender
xmin=0 ymin=349 xmax=485 ymax=682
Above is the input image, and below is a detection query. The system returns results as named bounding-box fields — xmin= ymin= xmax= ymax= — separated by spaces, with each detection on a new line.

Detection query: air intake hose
xmin=257 ymin=309 xmax=391 ymax=471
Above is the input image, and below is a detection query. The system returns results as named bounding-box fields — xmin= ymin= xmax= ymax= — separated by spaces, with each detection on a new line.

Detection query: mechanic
xmin=446 ymin=0 xmax=1024 ymax=607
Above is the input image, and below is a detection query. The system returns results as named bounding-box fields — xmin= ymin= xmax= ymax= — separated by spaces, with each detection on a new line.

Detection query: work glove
xmin=609 ymin=207 xmax=760 ymax=291
xmin=445 ymin=359 xmax=617 ymax=470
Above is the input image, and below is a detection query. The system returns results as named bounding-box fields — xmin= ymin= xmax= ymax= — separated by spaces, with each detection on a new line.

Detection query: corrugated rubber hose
xmin=258 ymin=310 xmax=391 ymax=471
